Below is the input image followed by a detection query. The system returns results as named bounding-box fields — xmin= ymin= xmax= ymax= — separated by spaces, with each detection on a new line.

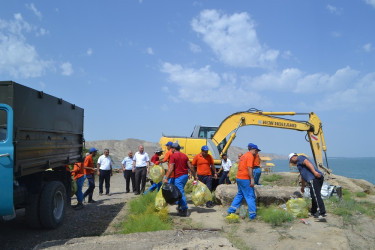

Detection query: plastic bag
xmin=191 ymin=181 xmax=212 ymax=206
xmin=184 ymin=178 xmax=194 ymax=193
xmin=226 ymin=213 xmax=239 ymax=223
xmin=239 ymin=205 xmax=247 ymax=219
xmin=286 ymin=198 xmax=308 ymax=218
xmin=155 ymin=187 xmax=167 ymax=211
xmin=229 ymin=163 xmax=238 ymax=182
xmin=162 ymin=183 xmax=182 ymax=204
xmin=149 ymin=165 xmax=165 ymax=184
xmin=71 ymin=175 xmax=77 ymax=197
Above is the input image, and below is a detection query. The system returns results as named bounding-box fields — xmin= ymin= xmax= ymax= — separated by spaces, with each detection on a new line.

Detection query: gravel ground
xmin=0 ymin=173 xmax=131 ymax=250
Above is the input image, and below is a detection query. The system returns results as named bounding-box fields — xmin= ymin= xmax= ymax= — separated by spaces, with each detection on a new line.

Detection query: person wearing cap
xmin=163 ymin=143 xmax=197 ymax=217
xmin=289 ymin=153 xmax=327 ymax=219
xmin=83 ymin=147 xmax=98 ymax=203
xmin=192 ymin=145 xmax=217 ymax=208
xmin=132 ymin=145 xmax=150 ymax=195
xmin=217 ymin=153 xmax=232 ymax=185
xmin=144 ymin=148 xmax=164 ymax=194
xmin=160 ymin=141 xmax=175 ymax=184
xmin=227 ymin=143 xmax=260 ymax=220
xmin=121 ymin=151 xmax=135 ymax=193
xmin=97 ymin=148 xmax=113 ymax=196
xmin=248 ymin=143 xmax=262 ymax=185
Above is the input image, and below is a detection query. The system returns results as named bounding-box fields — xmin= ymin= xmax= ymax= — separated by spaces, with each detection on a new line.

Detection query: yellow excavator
xmin=159 ymin=108 xmax=331 ymax=174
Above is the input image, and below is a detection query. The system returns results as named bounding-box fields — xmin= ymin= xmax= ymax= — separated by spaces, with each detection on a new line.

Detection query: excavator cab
xmin=191 ymin=125 xmax=227 ymax=155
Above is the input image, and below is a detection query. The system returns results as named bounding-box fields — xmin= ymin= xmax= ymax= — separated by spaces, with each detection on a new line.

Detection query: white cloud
xmin=0 ymin=14 xmax=51 ymax=78
xmin=160 ymin=62 xmax=263 ymax=105
xmin=326 ymin=5 xmax=342 ymax=15
xmin=364 ymin=0 xmax=375 ymax=8
xmin=26 ymin=3 xmax=42 ymax=20
xmin=363 ymin=43 xmax=372 ymax=52
xmin=189 ymin=42 xmax=201 ymax=53
xmin=60 ymin=62 xmax=73 ymax=76
xmin=147 ymin=47 xmax=154 ymax=55
xmin=191 ymin=9 xmax=279 ymax=68
xmin=87 ymin=48 xmax=93 ymax=56
xmin=331 ymin=31 xmax=341 ymax=38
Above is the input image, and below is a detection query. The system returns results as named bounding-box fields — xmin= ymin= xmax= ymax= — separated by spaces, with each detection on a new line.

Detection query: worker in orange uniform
xmin=192 ymin=145 xmax=217 ymax=208
xmin=249 ymin=143 xmax=262 ymax=185
xmin=227 ymin=143 xmax=261 ymax=220
xmin=160 ymin=141 xmax=174 ymax=184
xmin=83 ymin=147 xmax=98 ymax=203
xmin=71 ymin=161 xmax=86 ymax=210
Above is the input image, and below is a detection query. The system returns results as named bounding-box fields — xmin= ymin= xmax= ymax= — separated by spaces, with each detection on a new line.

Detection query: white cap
xmin=288 ymin=153 xmax=298 ymax=161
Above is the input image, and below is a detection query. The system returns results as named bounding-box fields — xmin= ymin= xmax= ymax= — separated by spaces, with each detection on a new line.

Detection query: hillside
xmin=85 ymin=138 xmax=287 ymax=166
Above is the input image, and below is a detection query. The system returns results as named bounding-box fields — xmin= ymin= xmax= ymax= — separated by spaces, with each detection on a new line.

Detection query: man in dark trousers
xmin=289 ymin=153 xmax=327 ymax=220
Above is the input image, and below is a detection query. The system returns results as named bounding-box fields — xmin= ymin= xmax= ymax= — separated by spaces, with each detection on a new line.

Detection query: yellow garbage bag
xmin=191 ymin=181 xmax=212 ymax=206
xmin=286 ymin=198 xmax=308 ymax=218
xmin=229 ymin=163 xmax=238 ymax=182
xmin=149 ymin=165 xmax=165 ymax=183
xmin=184 ymin=178 xmax=194 ymax=193
xmin=155 ymin=187 xmax=167 ymax=211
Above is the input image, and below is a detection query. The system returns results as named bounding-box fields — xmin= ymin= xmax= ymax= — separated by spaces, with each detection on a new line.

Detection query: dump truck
xmin=0 ymin=81 xmax=84 ymax=229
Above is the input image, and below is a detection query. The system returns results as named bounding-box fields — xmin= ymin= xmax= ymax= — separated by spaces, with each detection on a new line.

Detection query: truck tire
xmin=39 ymin=181 xmax=66 ymax=229
xmin=25 ymin=193 xmax=42 ymax=229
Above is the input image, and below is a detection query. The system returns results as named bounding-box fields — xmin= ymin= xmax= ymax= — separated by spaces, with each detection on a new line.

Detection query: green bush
xmin=355 ymin=192 xmax=367 ymax=198
xmin=258 ymin=206 xmax=294 ymax=226
xmin=119 ymin=191 xmax=172 ymax=234
xmin=263 ymin=174 xmax=283 ymax=183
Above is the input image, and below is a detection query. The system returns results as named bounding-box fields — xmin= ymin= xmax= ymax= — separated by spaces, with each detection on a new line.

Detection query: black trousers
xmin=99 ymin=169 xmax=111 ymax=194
xmin=123 ymin=170 xmax=135 ymax=192
xmin=83 ymin=173 xmax=95 ymax=201
xmin=135 ymin=167 xmax=147 ymax=194
xmin=309 ymin=177 xmax=326 ymax=215
xmin=198 ymin=174 xmax=213 ymax=206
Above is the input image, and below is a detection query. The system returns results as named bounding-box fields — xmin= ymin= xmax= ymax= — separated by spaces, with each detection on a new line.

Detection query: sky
xmin=1 ymin=0 xmax=375 ymax=158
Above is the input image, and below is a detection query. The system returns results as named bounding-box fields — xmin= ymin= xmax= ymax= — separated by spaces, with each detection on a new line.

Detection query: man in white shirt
xmin=121 ymin=151 xmax=135 ymax=193
xmin=132 ymin=145 xmax=150 ymax=195
xmin=217 ymin=153 xmax=232 ymax=185
xmin=97 ymin=149 xmax=112 ymax=195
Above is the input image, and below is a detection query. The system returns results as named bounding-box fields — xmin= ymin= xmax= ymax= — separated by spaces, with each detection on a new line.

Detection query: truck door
xmin=0 ymin=104 xmax=14 ymax=216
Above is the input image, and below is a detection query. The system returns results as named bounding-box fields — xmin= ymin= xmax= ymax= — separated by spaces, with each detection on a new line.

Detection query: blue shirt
xmin=122 ymin=156 xmax=134 ymax=170
xmin=296 ymin=155 xmax=322 ymax=182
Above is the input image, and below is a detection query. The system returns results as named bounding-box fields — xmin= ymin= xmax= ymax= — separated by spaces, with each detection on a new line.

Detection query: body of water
xmin=271 ymin=157 xmax=375 ymax=185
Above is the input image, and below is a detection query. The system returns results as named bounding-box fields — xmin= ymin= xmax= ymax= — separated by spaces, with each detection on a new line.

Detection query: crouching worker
xmin=71 ymin=161 xmax=86 ymax=210
xmin=227 ymin=143 xmax=260 ymax=220
xmin=289 ymin=153 xmax=327 ymax=220
xmin=144 ymin=148 xmax=163 ymax=194
xmin=163 ymin=143 xmax=196 ymax=217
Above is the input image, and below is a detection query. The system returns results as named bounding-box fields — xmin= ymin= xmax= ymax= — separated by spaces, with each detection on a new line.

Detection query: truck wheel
xmin=25 ymin=193 xmax=42 ymax=228
xmin=39 ymin=181 xmax=66 ymax=229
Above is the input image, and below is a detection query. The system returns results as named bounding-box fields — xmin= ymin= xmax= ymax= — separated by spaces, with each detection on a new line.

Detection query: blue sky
xmin=1 ymin=1 xmax=375 ymax=157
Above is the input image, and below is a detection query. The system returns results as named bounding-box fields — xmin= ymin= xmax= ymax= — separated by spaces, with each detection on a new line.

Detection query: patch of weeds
xmin=262 ymin=174 xmax=283 ymax=183
xmin=257 ymin=205 xmax=294 ymax=226
xmin=226 ymin=225 xmax=250 ymax=250
xmin=355 ymin=192 xmax=367 ymax=198
xmin=326 ymin=193 xmax=375 ymax=224
xmin=119 ymin=192 xmax=172 ymax=234
xmin=245 ymin=227 xmax=256 ymax=233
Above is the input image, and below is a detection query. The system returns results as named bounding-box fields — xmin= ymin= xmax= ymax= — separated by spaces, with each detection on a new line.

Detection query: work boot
xmin=178 ymin=209 xmax=188 ymax=217
xmin=74 ymin=202 xmax=84 ymax=210
xmin=88 ymin=199 xmax=96 ymax=203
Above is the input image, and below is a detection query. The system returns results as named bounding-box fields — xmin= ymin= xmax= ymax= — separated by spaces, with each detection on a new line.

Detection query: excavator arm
xmin=211 ymin=109 xmax=331 ymax=174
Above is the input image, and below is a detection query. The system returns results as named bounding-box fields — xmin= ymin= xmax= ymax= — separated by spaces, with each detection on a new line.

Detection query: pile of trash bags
xmin=191 ymin=181 xmax=212 ymax=206
xmin=229 ymin=163 xmax=238 ymax=182
xmin=286 ymin=198 xmax=308 ymax=218
xmin=149 ymin=164 xmax=165 ymax=183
